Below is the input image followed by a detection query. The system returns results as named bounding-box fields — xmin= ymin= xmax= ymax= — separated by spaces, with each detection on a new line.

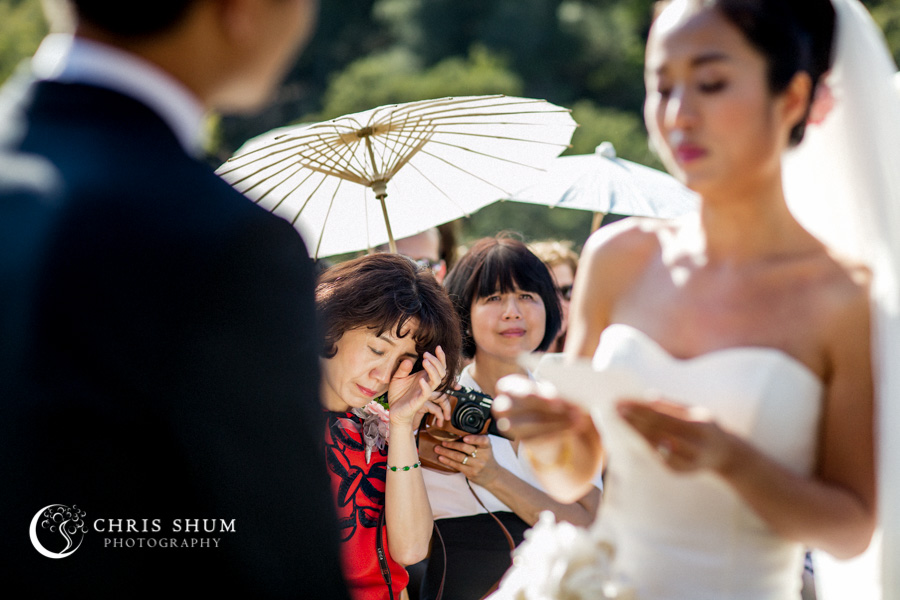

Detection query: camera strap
xmin=431 ymin=521 xmax=446 ymax=600
xmin=376 ymin=511 xmax=395 ymax=600
xmin=465 ymin=479 xmax=516 ymax=552
xmin=465 ymin=479 xmax=516 ymax=599
xmin=378 ymin=509 xmax=445 ymax=600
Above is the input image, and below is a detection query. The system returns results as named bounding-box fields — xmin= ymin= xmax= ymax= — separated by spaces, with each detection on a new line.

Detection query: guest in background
xmin=377 ymin=221 xmax=461 ymax=285
xmin=436 ymin=221 xmax=462 ymax=275
xmin=317 ymin=253 xmax=461 ymax=600
xmin=419 ymin=234 xmax=601 ymax=600
xmin=529 ymin=240 xmax=580 ymax=353
xmin=382 ymin=228 xmax=448 ymax=283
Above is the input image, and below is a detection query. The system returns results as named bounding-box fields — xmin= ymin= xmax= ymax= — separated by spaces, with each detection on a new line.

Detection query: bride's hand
xmin=387 ymin=346 xmax=449 ymax=428
xmin=616 ymin=398 xmax=737 ymax=473
xmin=492 ymin=374 xmax=591 ymax=441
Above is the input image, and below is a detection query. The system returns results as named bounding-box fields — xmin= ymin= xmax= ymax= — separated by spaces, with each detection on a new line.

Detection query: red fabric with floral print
xmin=324 ymin=410 xmax=408 ymax=600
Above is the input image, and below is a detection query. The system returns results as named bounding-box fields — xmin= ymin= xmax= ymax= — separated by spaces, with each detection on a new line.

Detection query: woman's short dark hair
xmin=67 ymin=0 xmax=195 ymax=36
xmin=444 ymin=234 xmax=562 ymax=359
xmin=712 ymin=0 xmax=836 ymax=146
xmin=316 ymin=253 xmax=461 ymax=390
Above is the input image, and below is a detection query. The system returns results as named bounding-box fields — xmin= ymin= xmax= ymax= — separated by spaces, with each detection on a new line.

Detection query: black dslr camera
xmin=417 ymin=386 xmax=509 ymax=473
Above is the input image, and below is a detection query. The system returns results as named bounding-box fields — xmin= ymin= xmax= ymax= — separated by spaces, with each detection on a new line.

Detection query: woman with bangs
xmin=316 ymin=253 xmax=462 ymax=600
xmin=418 ymin=234 xmax=602 ymax=600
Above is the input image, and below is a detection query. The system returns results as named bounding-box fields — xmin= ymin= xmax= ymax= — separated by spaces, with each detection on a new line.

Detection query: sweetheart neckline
xmin=602 ymin=323 xmax=823 ymax=388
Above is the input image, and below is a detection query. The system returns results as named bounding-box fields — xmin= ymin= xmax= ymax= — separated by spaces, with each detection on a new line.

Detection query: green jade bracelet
xmin=387 ymin=460 xmax=421 ymax=472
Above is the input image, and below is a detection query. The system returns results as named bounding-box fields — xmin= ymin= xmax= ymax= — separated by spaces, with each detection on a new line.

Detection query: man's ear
xmin=215 ymin=0 xmax=258 ymax=42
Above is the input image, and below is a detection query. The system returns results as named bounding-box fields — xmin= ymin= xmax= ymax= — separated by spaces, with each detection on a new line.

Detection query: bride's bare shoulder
xmin=581 ymin=216 xmax=671 ymax=269
xmin=816 ymin=248 xmax=872 ymax=304
xmin=805 ymin=248 xmax=873 ymax=358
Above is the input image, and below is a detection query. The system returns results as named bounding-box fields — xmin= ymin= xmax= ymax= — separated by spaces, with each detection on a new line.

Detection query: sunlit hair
xmin=444 ymin=233 xmax=562 ymax=359
xmin=316 ymin=253 xmax=461 ymax=390
xmin=529 ymin=240 xmax=579 ymax=276
xmin=653 ymin=0 xmax=836 ymax=145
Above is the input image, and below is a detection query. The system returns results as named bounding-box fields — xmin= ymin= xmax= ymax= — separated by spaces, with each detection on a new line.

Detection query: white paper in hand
xmin=519 ymin=352 xmax=646 ymax=412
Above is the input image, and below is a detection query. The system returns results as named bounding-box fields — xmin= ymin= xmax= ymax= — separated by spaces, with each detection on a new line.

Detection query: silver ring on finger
xmin=471 ymin=450 xmax=478 ymax=458
xmin=462 ymin=456 xmax=469 ymax=466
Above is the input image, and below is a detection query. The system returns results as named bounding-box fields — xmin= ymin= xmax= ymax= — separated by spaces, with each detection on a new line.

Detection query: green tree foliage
xmin=460 ymin=201 xmax=595 ymax=250
xmin=219 ymin=0 xmax=656 ymax=154
xmin=568 ymin=99 xmax=662 ymax=167
xmin=6 ymin=0 xmax=900 ymax=253
xmin=866 ymin=0 xmax=900 ymax=66
xmin=217 ymin=0 xmax=900 ymax=253
xmin=218 ymin=0 xmax=387 ymax=155
xmin=0 ymin=0 xmax=48 ymax=83
xmin=373 ymin=0 xmax=650 ymax=109
xmin=555 ymin=0 xmax=652 ymax=109
xmin=311 ymin=45 xmax=523 ymax=120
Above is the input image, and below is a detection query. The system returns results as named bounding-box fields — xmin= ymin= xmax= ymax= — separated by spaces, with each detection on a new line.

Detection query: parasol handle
xmin=371 ymin=179 xmax=396 ymax=253
xmin=378 ymin=195 xmax=397 ymax=253
xmin=365 ymin=134 xmax=397 ymax=254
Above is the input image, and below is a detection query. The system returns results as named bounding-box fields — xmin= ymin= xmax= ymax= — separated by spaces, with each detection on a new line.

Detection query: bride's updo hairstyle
xmin=655 ymin=0 xmax=836 ymax=146
xmin=716 ymin=0 xmax=836 ymax=145
xmin=708 ymin=0 xmax=835 ymax=146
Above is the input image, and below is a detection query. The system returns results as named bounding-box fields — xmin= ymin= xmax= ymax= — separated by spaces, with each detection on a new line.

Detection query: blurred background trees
xmin=3 ymin=0 xmax=900 ymax=251
xmin=0 ymin=0 xmax=47 ymax=82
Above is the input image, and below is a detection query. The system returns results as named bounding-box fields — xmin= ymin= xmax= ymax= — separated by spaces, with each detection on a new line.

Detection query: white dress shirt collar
xmin=31 ymin=34 xmax=207 ymax=157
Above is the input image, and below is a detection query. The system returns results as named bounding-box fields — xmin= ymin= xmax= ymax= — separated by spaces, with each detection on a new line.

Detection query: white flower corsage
xmin=351 ymin=395 xmax=391 ymax=464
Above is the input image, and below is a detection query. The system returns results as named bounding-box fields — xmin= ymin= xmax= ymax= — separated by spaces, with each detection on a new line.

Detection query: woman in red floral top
xmin=316 ymin=253 xmax=462 ymax=600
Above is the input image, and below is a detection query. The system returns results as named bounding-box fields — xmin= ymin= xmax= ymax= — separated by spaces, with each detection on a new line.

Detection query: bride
xmin=490 ymin=0 xmax=900 ymax=598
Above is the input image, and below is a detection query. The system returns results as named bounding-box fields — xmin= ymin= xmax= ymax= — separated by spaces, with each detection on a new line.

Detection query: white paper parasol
xmin=217 ymin=95 xmax=577 ymax=258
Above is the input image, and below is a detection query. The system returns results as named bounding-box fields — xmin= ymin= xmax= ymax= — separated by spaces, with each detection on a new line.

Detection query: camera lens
xmin=454 ymin=405 xmax=487 ymax=434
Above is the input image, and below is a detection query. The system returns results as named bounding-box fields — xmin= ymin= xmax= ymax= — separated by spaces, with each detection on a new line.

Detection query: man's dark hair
xmin=69 ymin=0 xmax=195 ymax=36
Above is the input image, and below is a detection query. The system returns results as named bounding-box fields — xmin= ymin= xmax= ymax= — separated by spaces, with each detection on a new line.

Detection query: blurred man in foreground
xmin=0 ymin=1 xmax=348 ymax=596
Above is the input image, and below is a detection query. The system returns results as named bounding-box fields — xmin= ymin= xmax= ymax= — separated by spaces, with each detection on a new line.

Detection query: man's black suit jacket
xmin=0 ymin=75 xmax=349 ymax=598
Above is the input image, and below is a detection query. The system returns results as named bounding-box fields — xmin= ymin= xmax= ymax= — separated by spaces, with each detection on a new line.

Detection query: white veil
xmin=782 ymin=1 xmax=900 ymax=599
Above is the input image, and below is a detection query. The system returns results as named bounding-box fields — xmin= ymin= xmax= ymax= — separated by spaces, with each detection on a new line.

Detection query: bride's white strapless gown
xmin=591 ymin=324 xmax=824 ymax=600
